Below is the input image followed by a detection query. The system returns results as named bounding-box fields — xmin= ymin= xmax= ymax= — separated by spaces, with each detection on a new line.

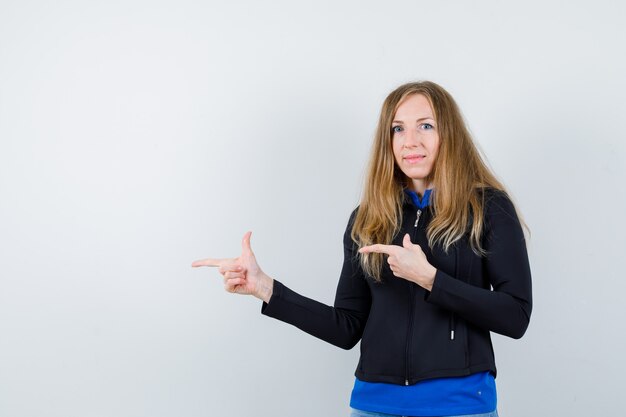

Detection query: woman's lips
xmin=404 ymin=154 xmax=425 ymax=164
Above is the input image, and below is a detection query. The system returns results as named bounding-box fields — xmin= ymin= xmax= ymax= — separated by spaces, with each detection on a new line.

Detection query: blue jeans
xmin=350 ymin=409 xmax=499 ymax=417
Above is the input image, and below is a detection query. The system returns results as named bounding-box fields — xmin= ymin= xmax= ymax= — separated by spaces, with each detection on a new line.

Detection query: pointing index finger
xmin=191 ymin=258 xmax=227 ymax=268
xmin=358 ymin=244 xmax=397 ymax=255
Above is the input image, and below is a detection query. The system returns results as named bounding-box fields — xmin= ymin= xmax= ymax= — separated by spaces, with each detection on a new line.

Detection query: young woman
xmin=192 ymin=81 xmax=532 ymax=417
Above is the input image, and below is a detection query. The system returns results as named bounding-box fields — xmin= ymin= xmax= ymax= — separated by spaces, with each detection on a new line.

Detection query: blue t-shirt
xmin=350 ymin=372 xmax=497 ymax=416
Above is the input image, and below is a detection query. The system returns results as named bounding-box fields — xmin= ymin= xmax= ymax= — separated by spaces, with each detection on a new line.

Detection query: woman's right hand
xmin=191 ymin=231 xmax=274 ymax=303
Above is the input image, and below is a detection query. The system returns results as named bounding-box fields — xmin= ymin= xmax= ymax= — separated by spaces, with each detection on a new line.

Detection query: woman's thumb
xmin=242 ymin=231 xmax=254 ymax=254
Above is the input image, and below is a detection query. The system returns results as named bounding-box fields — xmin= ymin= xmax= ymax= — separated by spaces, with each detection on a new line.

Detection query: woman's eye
xmin=392 ymin=126 xmax=403 ymax=133
xmin=420 ymin=123 xmax=434 ymax=130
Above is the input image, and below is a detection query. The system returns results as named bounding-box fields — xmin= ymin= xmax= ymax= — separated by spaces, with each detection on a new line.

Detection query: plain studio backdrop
xmin=1 ymin=1 xmax=624 ymax=416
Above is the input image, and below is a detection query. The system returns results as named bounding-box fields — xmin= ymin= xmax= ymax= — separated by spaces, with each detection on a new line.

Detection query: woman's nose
xmin=404 ymin=129 xmax=420 ymax=147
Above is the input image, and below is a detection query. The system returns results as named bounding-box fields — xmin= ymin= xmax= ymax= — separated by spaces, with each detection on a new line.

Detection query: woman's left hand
xmin=359 ymin=234 xmax=437 ymax=291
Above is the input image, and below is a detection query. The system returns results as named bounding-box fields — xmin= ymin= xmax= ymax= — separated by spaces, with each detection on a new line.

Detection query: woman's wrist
xmin=255 ymin=274 xmax=274 ymax=303
xmin=420 ymin=266 xmax=437 ymax=291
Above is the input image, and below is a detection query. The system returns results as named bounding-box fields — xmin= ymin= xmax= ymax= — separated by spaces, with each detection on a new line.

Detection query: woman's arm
xmin=192 ymin=210 xmax=372 ymax=349
xmin=426 ymin=192 xmax=533 ymax=339
xmin=261 ymin=211 xmax=372 ymax=349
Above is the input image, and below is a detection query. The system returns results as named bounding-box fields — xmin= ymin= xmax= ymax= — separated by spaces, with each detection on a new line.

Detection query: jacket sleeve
xmin=426 ymin=191 xmax=533 ymax=339
xmin=261 ymin=209 xmax=371 ymax=349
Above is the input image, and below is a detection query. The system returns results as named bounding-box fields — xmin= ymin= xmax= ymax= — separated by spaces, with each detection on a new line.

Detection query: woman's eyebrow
xmin=392 ymin=117 xmax=434 ymax=124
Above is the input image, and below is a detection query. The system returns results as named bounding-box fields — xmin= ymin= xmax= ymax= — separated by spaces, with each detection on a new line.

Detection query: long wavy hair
xmin=352 ymin=81 xmax=510 ymax=281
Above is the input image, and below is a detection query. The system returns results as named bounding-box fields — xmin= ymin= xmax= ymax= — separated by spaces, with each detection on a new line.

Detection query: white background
xmin=1 ymin=1 xmax=625 ymax=416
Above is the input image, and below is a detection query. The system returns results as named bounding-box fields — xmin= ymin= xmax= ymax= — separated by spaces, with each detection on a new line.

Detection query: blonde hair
xmin=352 ymin=81 xmax=508 ymax=281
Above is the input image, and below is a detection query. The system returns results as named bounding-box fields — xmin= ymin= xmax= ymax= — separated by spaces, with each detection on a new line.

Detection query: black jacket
xmin=261 ymin=189 xmax=532 ymax=385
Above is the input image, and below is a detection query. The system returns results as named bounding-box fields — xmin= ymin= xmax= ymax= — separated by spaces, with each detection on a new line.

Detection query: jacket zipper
xmin=405 ymin=280 xmax=414 ymax=385
xmin=405 ymin=208 xmax=422 ymax=385
xmin=414 ymin=209 xmax=422 ymax=227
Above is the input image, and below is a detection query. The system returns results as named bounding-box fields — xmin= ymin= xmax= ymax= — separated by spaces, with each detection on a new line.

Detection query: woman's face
xmin=391 ymin=94 xmax=440 ymax=194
